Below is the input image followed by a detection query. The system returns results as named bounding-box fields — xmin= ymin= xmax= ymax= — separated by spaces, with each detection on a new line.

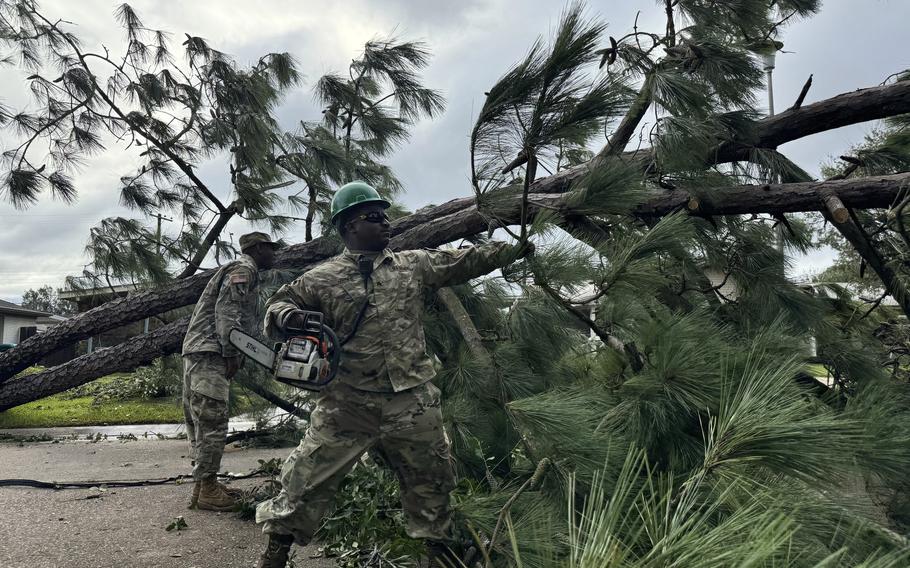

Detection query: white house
xmin=0 ymin=299 xmax=52 ymax=344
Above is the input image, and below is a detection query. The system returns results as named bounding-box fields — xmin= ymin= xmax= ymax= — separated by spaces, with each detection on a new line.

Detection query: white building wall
xmin=1 ymin=315 xmax=38 ymax=343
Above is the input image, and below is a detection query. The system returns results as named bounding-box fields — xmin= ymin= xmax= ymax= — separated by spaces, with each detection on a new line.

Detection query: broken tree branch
xmin=536 ymin=279 xmax=644 ymax=372
xmin=829 ymin=155 xmax=865 ymax=180
xmin=822 ymin=191 xmax=850 ymax=223
xmin=634 ymin=172 xmax=910 ymax=218
xmin=4 ymin=172 xmax=910 ymax=386
xmin=789 ymin=74 xmax=813 ymax=111
xmin=825 ymin=203 xmax=910 ymax=319
xmin=436 ymin=288 xmax=493 ymax=366
xmin=236 ymin=378 xmax=310 ymax=420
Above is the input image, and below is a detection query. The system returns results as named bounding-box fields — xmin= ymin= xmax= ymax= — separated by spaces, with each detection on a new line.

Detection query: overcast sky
xmin=1 ymin=0 xmax=908 ymax=303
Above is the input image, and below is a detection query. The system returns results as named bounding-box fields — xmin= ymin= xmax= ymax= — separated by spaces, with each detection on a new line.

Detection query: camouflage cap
xmin=239 ymin=231 xmax=279 ymax=251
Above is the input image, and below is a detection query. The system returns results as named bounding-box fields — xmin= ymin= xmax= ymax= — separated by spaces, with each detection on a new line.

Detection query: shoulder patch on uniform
xmin=229 ymin=273 xmax=249 ymax=285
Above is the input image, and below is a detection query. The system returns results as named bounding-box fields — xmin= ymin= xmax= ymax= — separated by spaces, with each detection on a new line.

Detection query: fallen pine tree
xmin=1 ymin=79 xmax=910 ymax=383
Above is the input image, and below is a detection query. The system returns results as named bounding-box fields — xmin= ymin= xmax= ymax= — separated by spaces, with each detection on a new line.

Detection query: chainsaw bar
xmin=229 ymin=329 xmax=276 ymax=370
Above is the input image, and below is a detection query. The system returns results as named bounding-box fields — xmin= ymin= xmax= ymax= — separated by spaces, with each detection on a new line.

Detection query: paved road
xmin=0 ymin=438 xmax=332 ymax=568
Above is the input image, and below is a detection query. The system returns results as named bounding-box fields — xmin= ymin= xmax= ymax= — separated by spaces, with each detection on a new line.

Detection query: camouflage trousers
xmin=181 ymin=352 xmax=230 ymax=481
xmin=256 ymin=380 xmax=455 ymax=544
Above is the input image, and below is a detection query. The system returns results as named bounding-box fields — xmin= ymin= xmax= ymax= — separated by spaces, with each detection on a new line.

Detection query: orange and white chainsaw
xmin=229 ymin=312 xmax=340 ymax=391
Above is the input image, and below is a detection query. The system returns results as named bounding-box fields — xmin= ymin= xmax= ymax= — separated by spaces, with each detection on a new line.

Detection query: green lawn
xmin=0 ymin=361 xmax=265 ymax=429
xmin=0 ymin=394 xmax=184 ymax=429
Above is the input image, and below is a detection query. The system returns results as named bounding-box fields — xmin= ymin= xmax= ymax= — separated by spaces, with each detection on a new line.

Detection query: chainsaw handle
xmin=283 ymin=310 xmax=324 ymax=337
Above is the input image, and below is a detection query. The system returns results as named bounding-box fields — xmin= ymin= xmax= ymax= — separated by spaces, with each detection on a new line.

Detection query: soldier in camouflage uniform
xmin=255 ymin=182 xmax=530 ymax=567
xmin=182 ymin=231 xmax=278 ymax=511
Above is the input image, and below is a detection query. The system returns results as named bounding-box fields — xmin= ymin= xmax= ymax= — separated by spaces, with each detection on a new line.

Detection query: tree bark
xmin=633 ymin=172 xmax=910 ymax=218
xmin=1 ymin=81 xmax=909 ymax=381
xmin=0 ymin=316 xmax=315 ymax=416
xmin=748 ymin=80 xmax=910 ymax=150
xmin=4 ymin=171 xmax=910 ymax=389
xmin=0 ymin=318 xmax=188 ymax=411
xmin=4 ymin=172 xmax=910 ymax=385
xmin=0 ymin=236 xmax=342 ymax=382
xmin=436 ymin=288 xmax=493 ymax=366
xmin=597 ymin=74 xmax=655 ymax=159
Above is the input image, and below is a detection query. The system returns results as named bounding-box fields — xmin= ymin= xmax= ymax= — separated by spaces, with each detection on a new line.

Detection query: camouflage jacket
xmin=182 ymin=254 xmax=260 ymax=358
xmin=264 ymin=243 xmax=517 ymax=392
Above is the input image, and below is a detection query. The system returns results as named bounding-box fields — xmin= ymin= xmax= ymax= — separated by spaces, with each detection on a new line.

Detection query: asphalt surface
xmin=0 ymin=438 xmax=333 ymax=568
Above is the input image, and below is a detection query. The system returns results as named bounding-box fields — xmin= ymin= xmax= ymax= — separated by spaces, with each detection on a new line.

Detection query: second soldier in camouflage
xmin=181 ymin=231 xmax=278 ymax=511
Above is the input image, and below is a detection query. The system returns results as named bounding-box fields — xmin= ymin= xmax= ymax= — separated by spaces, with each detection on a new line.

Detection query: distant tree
xmin=277 ymin=37 xmax=445 ymax=240
xmin=0 ymin=1 xmax=302 ymax=283
xmin=19 ymin=285 xmax=74 ymax=315
xmin=0 ymin=1 xmax=441 ymax=283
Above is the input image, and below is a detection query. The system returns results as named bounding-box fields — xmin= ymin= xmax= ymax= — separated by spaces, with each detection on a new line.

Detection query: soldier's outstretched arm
xmin=417 ymin=241 xmax=528 ymax=289
xmin=214 ymin=265 xmax=257 ymax=358
xmin=263 ymin=273 xmax=321 ymax=338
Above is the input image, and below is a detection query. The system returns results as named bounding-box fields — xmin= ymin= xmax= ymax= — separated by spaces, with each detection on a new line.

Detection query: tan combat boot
xmin=215 ymin=479 xmax=243 ymax=498
xmin=195 ymin=477 xmax=238 ymax=511
xmin=256 ymin=533 xmax=294 ymax=568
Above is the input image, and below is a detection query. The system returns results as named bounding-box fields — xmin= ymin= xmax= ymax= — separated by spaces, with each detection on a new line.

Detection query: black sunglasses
xmin=347 ymin=211 xmax=390 ymax=225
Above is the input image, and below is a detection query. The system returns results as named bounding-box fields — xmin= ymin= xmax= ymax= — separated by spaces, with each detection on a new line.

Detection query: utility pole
xmin=154 ymin=212 xmax=173 ymax=255
xmin=760 ymin=45 xmax=785 ymax=268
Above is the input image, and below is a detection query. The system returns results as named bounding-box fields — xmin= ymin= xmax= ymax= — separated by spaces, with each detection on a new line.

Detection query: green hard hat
xmin=330 ymin=181 xmax=391 ymax=223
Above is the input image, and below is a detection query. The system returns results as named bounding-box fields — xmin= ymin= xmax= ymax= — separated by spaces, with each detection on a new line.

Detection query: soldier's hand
xmin=225 ymin=356 xmax=242 ymax=379
xmin=285 ymin=310 xmax=320 ymax=333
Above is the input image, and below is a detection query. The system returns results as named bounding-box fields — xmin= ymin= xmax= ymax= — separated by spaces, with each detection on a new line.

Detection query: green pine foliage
xmin=417 ymin=2 xmax=910 ymax=566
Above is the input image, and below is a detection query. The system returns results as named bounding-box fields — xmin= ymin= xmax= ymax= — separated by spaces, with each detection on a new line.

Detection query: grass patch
xmin=805 ymin=363 xmax=830 ymax=378
xmin=0 ymin=357 xmax=266 ymax=429
xmin=0 ymin=394 xmax=184 ymax=429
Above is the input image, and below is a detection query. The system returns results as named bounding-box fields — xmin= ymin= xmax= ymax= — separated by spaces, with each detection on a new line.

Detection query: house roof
xmin=58 ymin=283 xmax=138 ymax=302
xmin=0 ymin=299 xmax=50 ymax=318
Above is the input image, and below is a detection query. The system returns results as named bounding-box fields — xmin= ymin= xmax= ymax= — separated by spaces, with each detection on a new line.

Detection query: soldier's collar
xmin=343 ymin=247 xmax=393 ymax=266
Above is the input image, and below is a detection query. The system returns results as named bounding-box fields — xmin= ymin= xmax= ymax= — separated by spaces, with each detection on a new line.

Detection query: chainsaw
xmin=229 ymin=312 xmax=341 ymax=391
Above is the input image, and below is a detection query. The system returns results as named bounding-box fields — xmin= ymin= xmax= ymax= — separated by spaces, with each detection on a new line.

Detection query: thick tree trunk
xmin=3 ymin=172 xmax=910 ymax=386
xmin=5 ymin=172 xmax=910 ymax=409
xmin=633 ymin=173 xmax=910 ymax=218
xmin=0 ymin=316 xmax=315 ymax=416
xmin=0 ymin=318 xmax=187 ymax=411
xmin=747 ymin=80 xmax=910 ymax=150
xmin=1 ymin=81 xmax=909 ymax=382
xmin=0 ymin=237 xmax=341 ymax=382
